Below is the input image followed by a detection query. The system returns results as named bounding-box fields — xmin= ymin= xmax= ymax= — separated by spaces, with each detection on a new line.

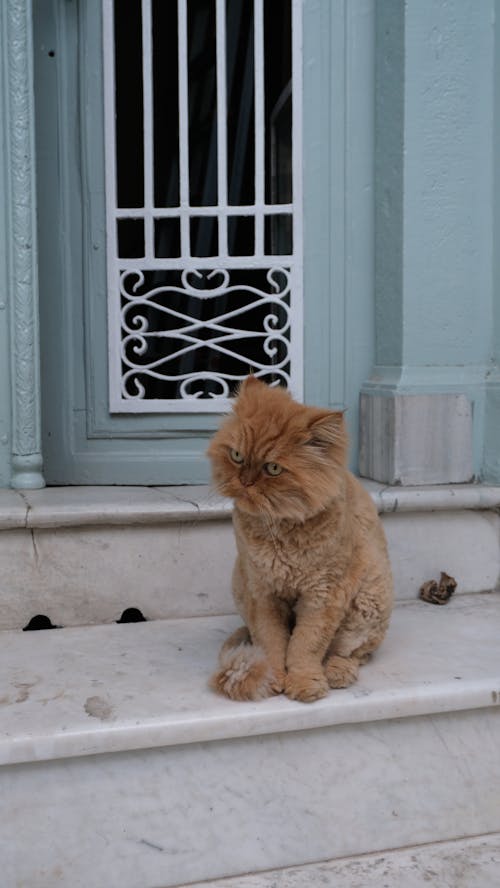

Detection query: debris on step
xmin=419 ymin=571 xmax=457 ymax=605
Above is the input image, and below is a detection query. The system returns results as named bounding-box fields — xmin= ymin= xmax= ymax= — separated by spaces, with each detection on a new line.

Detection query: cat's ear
xmin=235 ymin=374 xmax=265 ymax=404
xmin=233 ymin=375 xmax=261 ymax=413
xmin=306 ymin=409 xmax=347 ymax=450
xmin=238 ymin=374 xmax=262 ymax=394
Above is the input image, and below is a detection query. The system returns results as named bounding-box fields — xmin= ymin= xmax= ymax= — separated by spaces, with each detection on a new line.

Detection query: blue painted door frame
xmin=33 ymin=0 xmax=376 ymax=484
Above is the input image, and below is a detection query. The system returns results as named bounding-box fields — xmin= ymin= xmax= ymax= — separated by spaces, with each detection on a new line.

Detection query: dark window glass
xmin=227 ymin=0 xmax=255 ymax=205
xmin=114 ymin=0 xmax=144 ymax=207
xmin=190 ymin=217 xmax=219 ymax=256
xmin=188 ymin=0 xmax=218 ymax=206
xmin=153 ymin=0 xmax=180 ymax=207
xmin=118 ymin=219 xmax=145 ymax=258
xmin=228 ymin=216 xmax=255 ymax=256
xmin=155 ymin=219 xmax=181 ymax=258
xmin=265 ymin=213 xmax=292 ymax=255
xmin=264 ymin=0 xmax=292 ymax=204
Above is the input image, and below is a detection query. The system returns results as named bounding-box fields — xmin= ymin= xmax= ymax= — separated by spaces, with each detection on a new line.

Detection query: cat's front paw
xmin=284 ymin=670 xmax=329 ymax=703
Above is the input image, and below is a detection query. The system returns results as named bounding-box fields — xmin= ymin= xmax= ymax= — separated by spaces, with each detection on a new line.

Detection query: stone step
xmin=0 ymin=483 xmax=499 ymax=629
xmin=179 ymin=833 xmax=500 ymax=888
xmin=1 ymin=592 xmax=499 ymax=887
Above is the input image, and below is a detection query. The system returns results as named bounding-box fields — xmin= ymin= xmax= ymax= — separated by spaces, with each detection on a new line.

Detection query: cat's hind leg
xmin=210 ymin=626 xmax=283 ymax=701
xmin=324 ymin=654 xmax=360 ymax=688
xmin=324 ymin=639 xmax=380 ymax=688
xmin=324 ymin=582 xmax=392 ymax=689
xmin=324 ymin=613 xmax=390 ymax=689
xmin=324 ymin=640 xmax=377 ymax=688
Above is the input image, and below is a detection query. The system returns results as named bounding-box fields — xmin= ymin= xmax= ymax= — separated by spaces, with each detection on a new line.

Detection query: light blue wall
xmin=0 ymin=4 xmax=12 ymax=487
xmin=371 ymin=0 xmax=498 ymax=480
xmin=374 ymin=0 xmax=404 ymax=368
xmin=485 ymin=0 xmax=500 ymax=481
xmin=401 ymin=0 xmax=494 ymax=372
xmin=0 ymin=145 xmax=12 ymax=489
xmin=303 ymin=0 xmax=375 ymax=471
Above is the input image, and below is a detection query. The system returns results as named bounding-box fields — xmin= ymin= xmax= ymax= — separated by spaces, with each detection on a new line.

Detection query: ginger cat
xmin=207 ymin=376 xmax=393 ymax=703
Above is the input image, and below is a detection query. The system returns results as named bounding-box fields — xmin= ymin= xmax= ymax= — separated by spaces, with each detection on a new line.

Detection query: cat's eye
xmin=230 ymin=449 xmax=244 ymax=464
xmin=264 ymin=462 xmax=282 ymax=476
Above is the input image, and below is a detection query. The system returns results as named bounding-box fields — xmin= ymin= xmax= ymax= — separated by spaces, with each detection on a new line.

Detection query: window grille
xmin=103 ymin=0 xmax=302 ymax=412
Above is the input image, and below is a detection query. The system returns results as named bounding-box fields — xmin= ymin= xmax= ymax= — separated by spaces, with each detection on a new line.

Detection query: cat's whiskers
xmin=259 ymin=500 xmax=280 ymax=553
xmin=204 ymin=483 xmax=228 ymax=503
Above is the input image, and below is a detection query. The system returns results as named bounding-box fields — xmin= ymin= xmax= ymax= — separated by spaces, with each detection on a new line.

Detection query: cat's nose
xmin=240 ymin=472 xmax=255 ymax=488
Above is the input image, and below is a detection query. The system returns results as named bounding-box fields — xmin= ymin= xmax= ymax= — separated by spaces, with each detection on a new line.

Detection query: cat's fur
xmin=207 ymin=376 xmax=393 ymax=703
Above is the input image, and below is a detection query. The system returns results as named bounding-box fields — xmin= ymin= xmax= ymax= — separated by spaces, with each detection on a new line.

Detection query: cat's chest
xmin=234 ymin=509 xmax=339 ymax=597
xmin=245 ymin=532 xmax=315 ymax=595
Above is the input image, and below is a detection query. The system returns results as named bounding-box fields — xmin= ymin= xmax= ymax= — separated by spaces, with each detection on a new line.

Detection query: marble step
xmin=179 ymin=833 xmax=500 ymax=888
xmin=0 ymin=483 xmax=499 ymax=629
xmin=1 ymin=592 xmax=500 ymax=888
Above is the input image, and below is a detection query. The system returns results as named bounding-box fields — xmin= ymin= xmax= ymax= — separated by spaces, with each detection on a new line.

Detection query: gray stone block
xmin=359 ymin=392 xmax=473 ymax=485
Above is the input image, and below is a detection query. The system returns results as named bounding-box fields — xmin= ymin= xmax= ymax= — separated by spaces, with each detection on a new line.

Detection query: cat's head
xmin=207 ymin=376 xmax=348 ymax=522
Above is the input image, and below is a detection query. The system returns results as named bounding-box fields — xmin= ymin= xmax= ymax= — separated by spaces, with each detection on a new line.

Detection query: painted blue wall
xmin=303 ymin=0 xmax=376 ymax=472
xmin=372 ymin=0 xmax=498 ymax=480
xmin=485 ymin=0 xmax=500 ymax=481
xmin=0 ymin=5 xmax=13 ymax=488
xmin=402 ymin=0 xmax=494 ymax=372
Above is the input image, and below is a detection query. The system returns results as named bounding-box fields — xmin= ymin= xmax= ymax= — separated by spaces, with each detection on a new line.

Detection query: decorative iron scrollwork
xmin=119 ymin=267 xmax=291 ymax=400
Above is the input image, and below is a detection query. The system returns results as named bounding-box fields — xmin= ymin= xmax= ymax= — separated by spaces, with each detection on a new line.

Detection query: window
xmin=103 ymin=0 xmax=302 ymax=411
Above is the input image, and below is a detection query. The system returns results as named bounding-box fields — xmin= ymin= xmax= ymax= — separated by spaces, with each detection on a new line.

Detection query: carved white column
xmin=4 ymin=0 xmax=45 ymax=488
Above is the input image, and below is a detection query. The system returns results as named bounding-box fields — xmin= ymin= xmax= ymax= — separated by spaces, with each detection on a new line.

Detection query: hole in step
xmin=23 ymin=614 xmax=60 ymax=631
xmin=116 ymin=607 xmax=147 ymax=624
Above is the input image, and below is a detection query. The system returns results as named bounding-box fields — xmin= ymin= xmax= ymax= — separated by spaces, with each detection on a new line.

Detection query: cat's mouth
xmin=234 ymin=484 xmax=273 ymax=515
xmin=235 ymin=487 xmax=260 ymax=508
xmin=236 ymin=486 xmax=320 ymax=524
xmin=236 ymin=487 xmax=294 ymax=520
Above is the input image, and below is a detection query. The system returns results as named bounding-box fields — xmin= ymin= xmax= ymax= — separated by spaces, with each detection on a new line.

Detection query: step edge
xmin=1 ymin=482 xmax=499 ymax=531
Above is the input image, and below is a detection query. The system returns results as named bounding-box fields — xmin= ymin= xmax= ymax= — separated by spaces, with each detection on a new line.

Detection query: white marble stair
xmin=1 ymin=591 xmax=500 ymax=888
xmin=1 ymin=482 xmax=499 ymax=630
xmin=1 ymin=482 xmax=499 ymax=886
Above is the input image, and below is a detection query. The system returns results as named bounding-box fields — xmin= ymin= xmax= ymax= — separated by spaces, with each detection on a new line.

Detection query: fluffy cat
xmin=207 ymin=376 xmax=393 ymax=703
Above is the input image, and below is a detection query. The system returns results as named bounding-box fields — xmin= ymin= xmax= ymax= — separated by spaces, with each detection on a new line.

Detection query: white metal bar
xmin=115 ymin=205 xmax=293 ymax=218
xmin=113 ymin=257 xmax=295 ymax=271
xmin=216 ymin=0 xmax=228 ymax=257
xmin=177 ymin=0 xmax=190 ymax=258
xmin=254 ymin=0 xmax=265 ymax=256
xmin=113 ymin=397 xmax=235 ymax=414
xmin=291 ymin=0 xmax=303 ymax=400
xmin=142 ymin=0 xmax=154 ymax=258
xmin=102 ymin=0 xmax=125 ymax=413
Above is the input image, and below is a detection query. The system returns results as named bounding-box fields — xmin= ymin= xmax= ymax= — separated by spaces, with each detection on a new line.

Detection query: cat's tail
xmin=210 ymin=626 xmax=282 ymax=701
xmin=220 ymin=625 xmax=252 ymax=654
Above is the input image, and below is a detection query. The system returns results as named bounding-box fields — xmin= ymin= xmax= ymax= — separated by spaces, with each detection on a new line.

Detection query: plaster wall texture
xmin=368 ymin=0 xmax=499 ymax=481
xmin=402 ymin=0 xmax=494 ymax=369
xmin=0 ymin=5 xmax=12 ymax=489
xmin=485 ymin=0 xmax=500 ymax=481
xmin=376 ymin=0 xmax=495 ymax=371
